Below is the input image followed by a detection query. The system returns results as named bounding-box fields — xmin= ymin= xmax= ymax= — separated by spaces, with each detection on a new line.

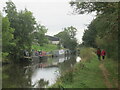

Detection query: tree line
xmin=70 ymin=1 xmax=118 ymax=60
xmin=2 ymin=1 xmax=79 ymax=63
xmin=2 ymin=1 xmax=48 ymax=62
xmin=54 ymin=26 xmax=78 ymax=51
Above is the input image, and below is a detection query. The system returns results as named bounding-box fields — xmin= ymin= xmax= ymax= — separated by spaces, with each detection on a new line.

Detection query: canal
xmin=2 ymin=54 xmax=81 ymax=88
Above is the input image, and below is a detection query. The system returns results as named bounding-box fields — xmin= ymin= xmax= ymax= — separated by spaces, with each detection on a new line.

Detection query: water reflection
xmin=31 ymin=67 xmax=59 ymax=88
xmin=36 ymin=79 xmax=49 ymax=88
xmin=2 ymin=54 xmax=80 ymax=88
xmin=76 ymin=56 xmax=81 ymax=62
xmin=2 ymin=64 xmax=33 ymax=88
xmin=58 ymin=55 xmax=76 ymax=74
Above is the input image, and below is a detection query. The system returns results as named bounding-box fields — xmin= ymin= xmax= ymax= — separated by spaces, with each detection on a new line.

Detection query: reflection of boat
xmin=52 ymin=50 xmax=59 ymax=57
xmin=39 ymin=51 xmax=47 ymax=59
xmin=52 ymin=62 xmax=58 ymax=66
xmin=38 ymin=63 xmax=58 ymax=68
xmin=58 ymin=57 xmax=65 ymax=63
xmin=46 ymin=52 xmax=53 ymax=57
xmin=64 ymin=49 xmax=71 ymax=55
xmin=52 ymin=49 xmax=65 ymax=57
xmin=76 ymin=57 xmax=81 ymax=62
xmin=21 ymin=56 xmax=32 ymax=63
xmin=23 ymin=56 xmax=32 ymax=59
xmin=22 ymin=50 xmax=32 ymax=61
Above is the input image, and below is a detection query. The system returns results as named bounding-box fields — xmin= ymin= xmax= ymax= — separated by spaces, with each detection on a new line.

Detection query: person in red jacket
xmin=101 ymin=49 xmax=106 ymax=60
xmin=97 ymin=48 xmax=101 ymax=60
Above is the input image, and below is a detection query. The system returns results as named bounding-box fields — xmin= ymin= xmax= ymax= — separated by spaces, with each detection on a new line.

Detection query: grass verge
xmin=103 ymin=58 xmax=118 ymax=88
xmin=32 ymin=44 xmax=58 ymax=52
xmin=50 ymin=47 xmax=118 ymax=88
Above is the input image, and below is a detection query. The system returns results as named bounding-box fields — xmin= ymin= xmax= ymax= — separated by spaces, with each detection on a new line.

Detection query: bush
xmin=80 ymin=47 xmax=95 ymax=62
xmin=2 ymin=52 xmax=9 ymax=62
xmin=60 ymin=69 xmax=73 ymax=83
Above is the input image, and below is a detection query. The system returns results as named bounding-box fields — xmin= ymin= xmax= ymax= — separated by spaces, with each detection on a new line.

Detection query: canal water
xmin=2 ymin=55 xmax=81 ymax=88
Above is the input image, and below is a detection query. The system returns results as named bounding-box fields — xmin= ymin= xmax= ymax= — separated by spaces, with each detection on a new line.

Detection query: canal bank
xmin=2 ymin=52 xmax=79 ymax=88
xmin=2 ymin=48 xmax=118 ymax=88
xmin=50 ymin=48 xmax=118 ymax=88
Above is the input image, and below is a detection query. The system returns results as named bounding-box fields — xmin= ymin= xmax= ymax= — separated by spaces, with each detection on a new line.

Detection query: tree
xmin=2 ymin=16 xmax=14 ymax=51
xmin=2 ymin=16 xmax=15 ymax=60
xmin=3 ymin=0 xmax=49 ymax=61
xmin=82 ymin=18 xmax=98 ymax=47
xmin=33 ymin=24 xmax=48 ymax=46
xmin=55 ymin=26 xmax=78 ymax=50
xmin=64 ymin=26 xmax=77 ymax=39
xmin=3 ymin=0 xmax=17 ymax=31
xmin=70 ymin=1 xmax=118 ymax=59
xmin=3 ymin=1 xmax=36 ymax=61
xmin=15 ymin=9 xmax=36 ymax=50
xmin=70 ymin=1 xmax=118 ymax=14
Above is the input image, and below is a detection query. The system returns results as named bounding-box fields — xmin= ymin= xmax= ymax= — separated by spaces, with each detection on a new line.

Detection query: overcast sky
xmin=0 ymin=0 xmax=96 ymax=43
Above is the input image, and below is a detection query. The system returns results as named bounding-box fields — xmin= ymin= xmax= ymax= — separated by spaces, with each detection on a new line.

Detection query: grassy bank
xmin=51 ymin=47 xmax=118 ymax=88
xmin=103 ymin=58 xmax=118 ymax=88
xmin=32 ymin=44 xmax=58 ymax=52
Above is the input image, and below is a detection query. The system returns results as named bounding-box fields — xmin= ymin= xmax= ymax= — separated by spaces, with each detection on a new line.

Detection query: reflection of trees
xmin=2 ymin=55 xmax=77 ymax=88
xmin=58 ymin=55 xmax=76 ymax=74
xmin=2 ymin=64 xmax=33 ymax=88
xmin=36 ymin=79 xmax=49 ymax=88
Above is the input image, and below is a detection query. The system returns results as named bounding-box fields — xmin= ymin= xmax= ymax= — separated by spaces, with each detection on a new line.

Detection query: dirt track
xmin=99 ymin=63 xmax=113 ymax=88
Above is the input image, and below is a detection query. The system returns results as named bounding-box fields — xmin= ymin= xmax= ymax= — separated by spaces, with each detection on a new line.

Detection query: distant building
xmin=46 ymin=35 xmax=60 ymax=45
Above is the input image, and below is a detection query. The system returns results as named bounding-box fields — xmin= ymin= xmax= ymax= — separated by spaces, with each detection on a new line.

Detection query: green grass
xmin=53 ymin=57 xmax=106 ymax=88
xmin=50 ymin=47 xmax=118 ymax=88
xmin=103 ymin=58 xmax=118 ymax=88
xmin=72 ymin=57 xmax=106 ymax=88
xmin=51 ymin=48 xmax=107 ymax=88
xmin=32 ymin=44 xmax=58 ymax=52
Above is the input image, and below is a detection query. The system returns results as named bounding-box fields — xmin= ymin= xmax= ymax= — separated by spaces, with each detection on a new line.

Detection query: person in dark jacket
xmin=97 ymin=48 xmax=101 ymax=60
xmin=101 ymin=49 xmax=106 ymax=60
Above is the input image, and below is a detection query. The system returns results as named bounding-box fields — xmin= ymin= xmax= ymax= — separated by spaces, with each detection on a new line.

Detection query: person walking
xmin=101 ymin=49 xmax=106 ymax=60
xmin=97 ymin=48 xmax=101 ymax=61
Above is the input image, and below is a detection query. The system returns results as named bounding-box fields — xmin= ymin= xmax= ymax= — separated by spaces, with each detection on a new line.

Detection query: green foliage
xmin=33 ymin=24 xmax=48 ymax=46
xmin=94 ymin=13 xmax=118 ymax=59
xmin=32 ymin=44 xmax=58 ymax=52
xmin=55 ymin=26 xmax=78 ymax=50
xmin=71 ymin=2 xmax=118 ymax=60
xmin=104 ymin=58 xmax=118 ymax=88
xmin=2 ymin=1 xmax=48 ymax=62
xmin=14 ymin=9 xmax=36 ymax=49
xmin=70 ymin=2 xmax=118 ymax=14
xmin=64 ymin=26 xmax=77 ymax=39
xmin=57 ymin=69 xmax=74 ymax=85
xmin=2 ymin=52 xmax=9 ymax=62
xmin=2 ymin=16 xmax=15 ymax=62
xmin=2 ymin=1 xmax=37 ymax=61
xmin=3 ymin=0 xmax=17 ymax=31
xmin=2 ymin=17 xmax=14 ymax=52
xmin=80 ymin=47 xmax=94 ymax=62
xmin=2 ymin=64 xmax=33 ymax=88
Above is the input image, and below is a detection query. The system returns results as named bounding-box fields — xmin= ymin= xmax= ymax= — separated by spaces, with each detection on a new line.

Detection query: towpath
xmin=99 ymin=62 xmax=112 ymax=88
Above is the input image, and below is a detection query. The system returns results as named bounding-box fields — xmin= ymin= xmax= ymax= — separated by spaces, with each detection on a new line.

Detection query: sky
xmin=0 ymin=0 xmax=96 ymax=43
